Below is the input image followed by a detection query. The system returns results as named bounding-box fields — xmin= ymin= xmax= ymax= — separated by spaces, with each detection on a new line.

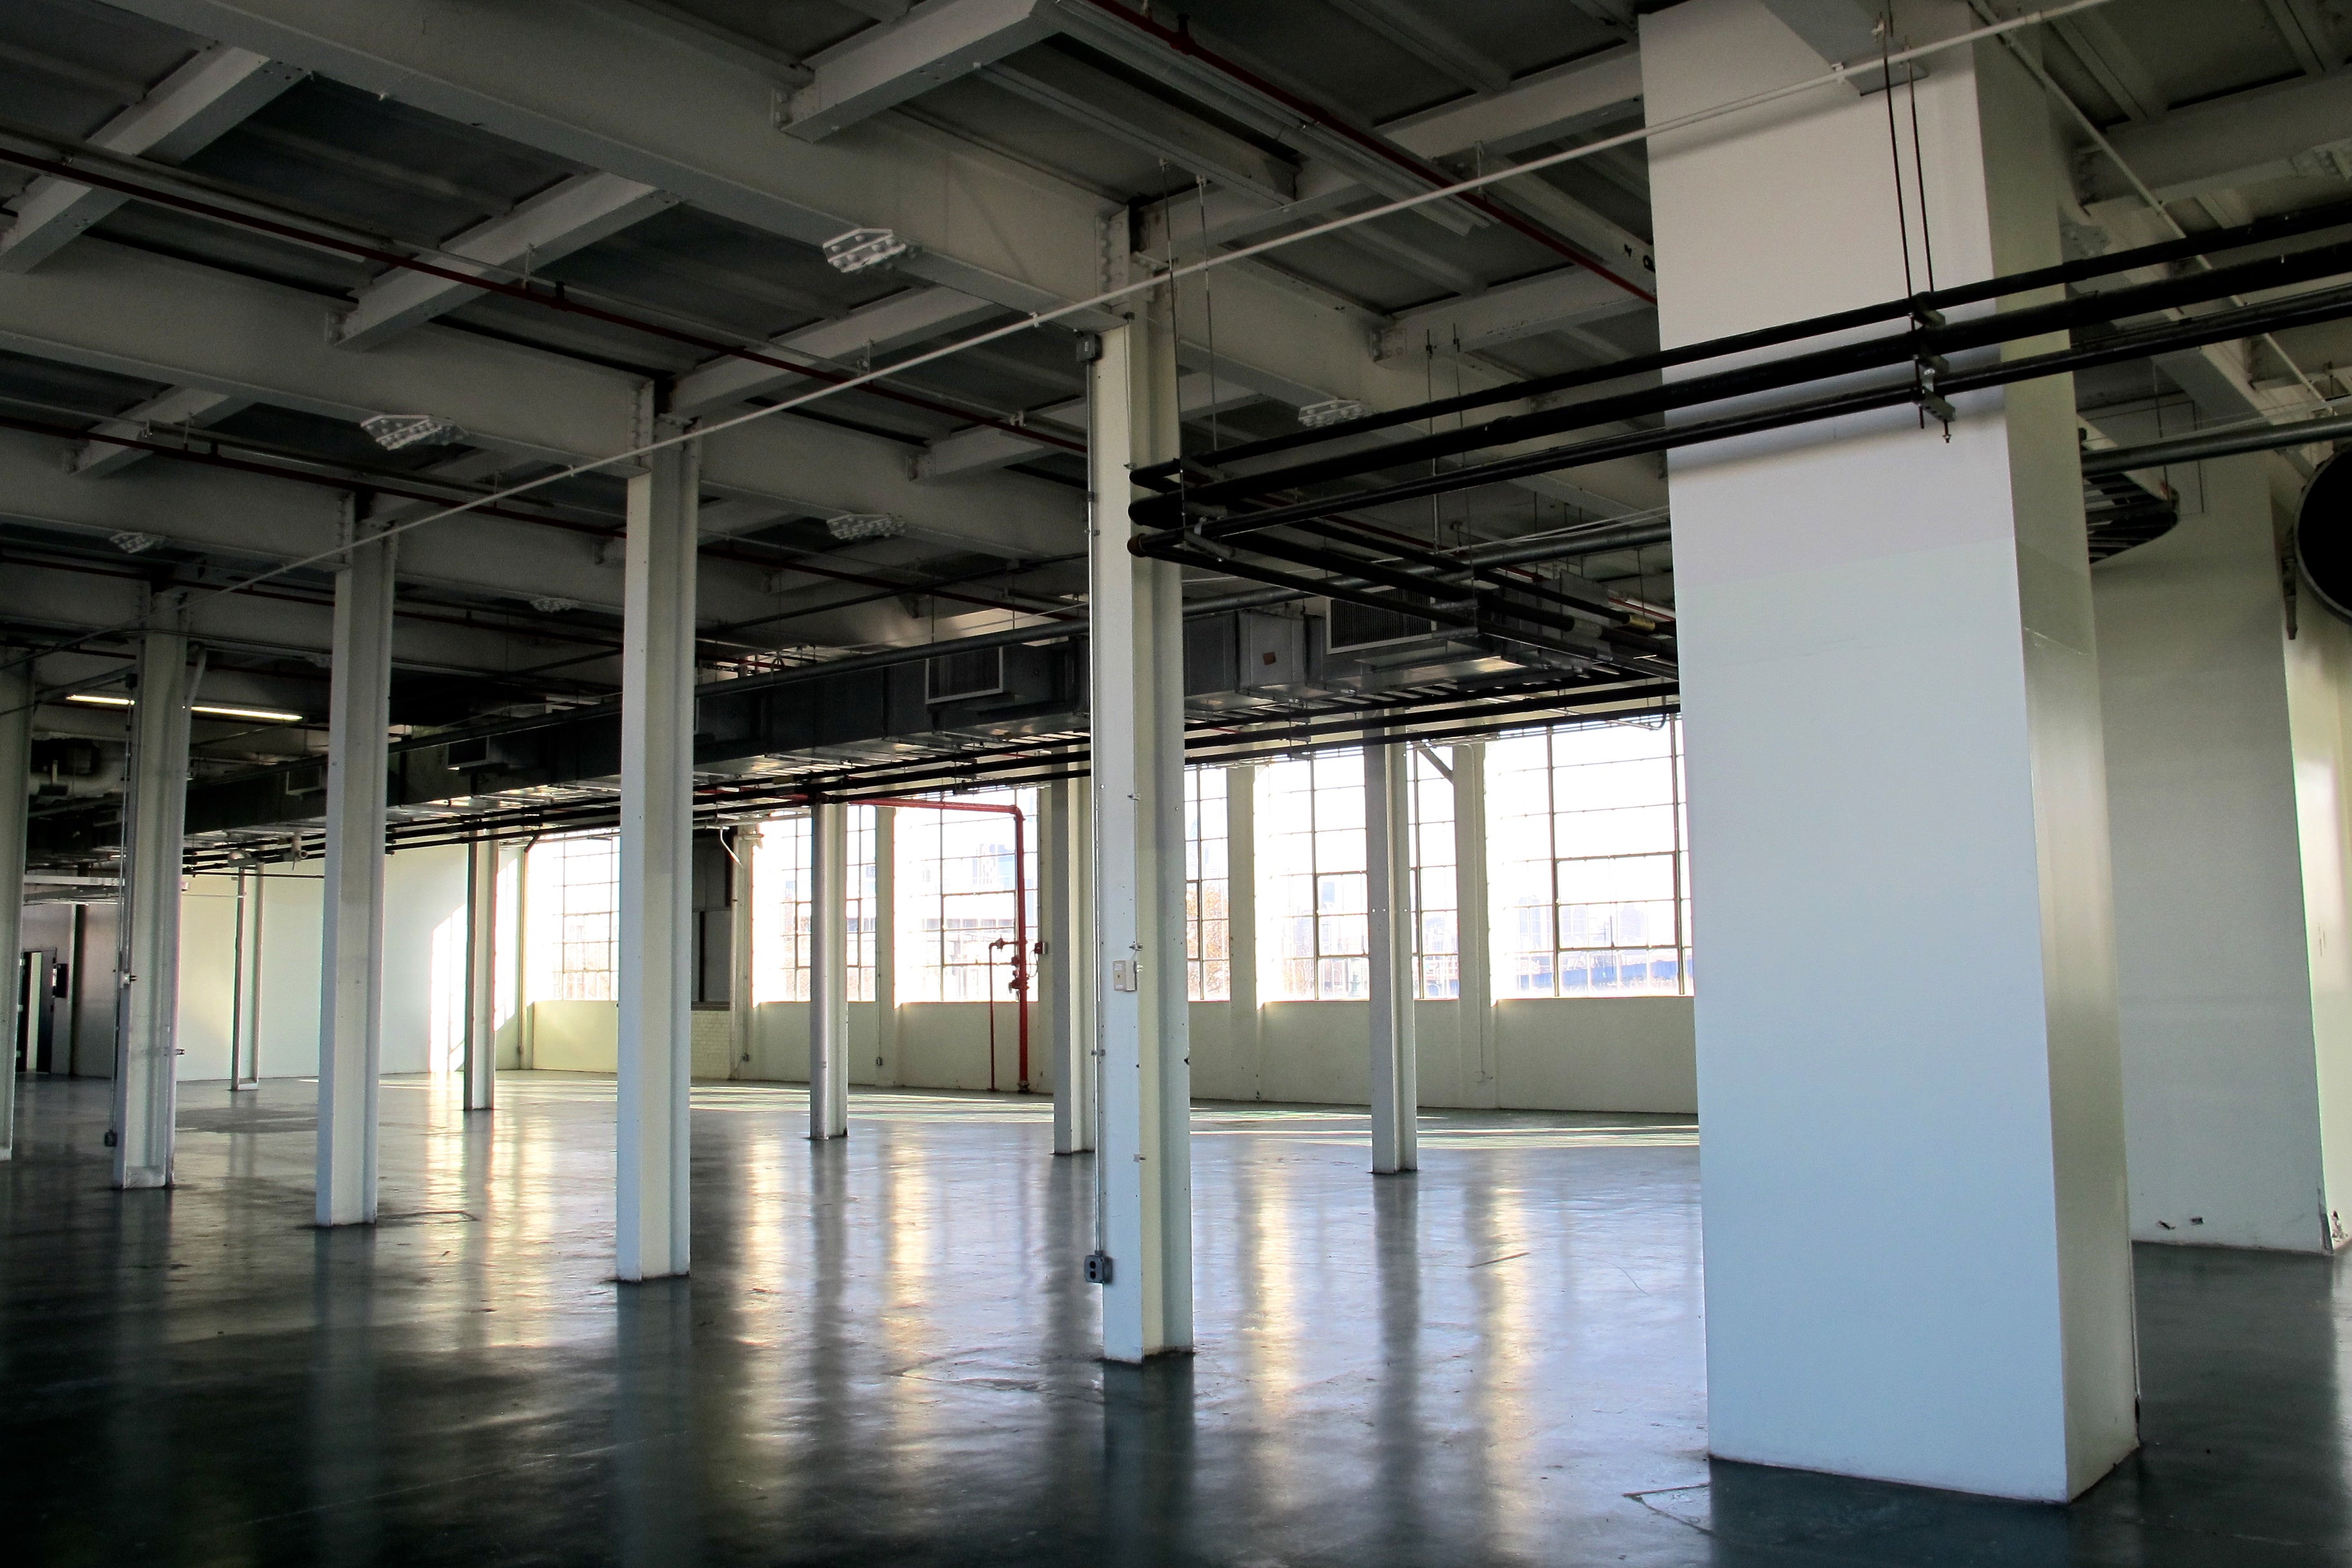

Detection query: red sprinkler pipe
xmin=826 ymin=794 xmax=1032 ymax=1095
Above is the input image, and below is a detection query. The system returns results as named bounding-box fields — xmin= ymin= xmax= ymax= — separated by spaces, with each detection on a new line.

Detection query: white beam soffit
xmin=0 ymin=426 xmax=778 ymax=624
xmin=80 ymin=0 xmax=1643 ymax=455
xmin=1319 ymin=0 xmax=1509 ymax=97
xmin=0 ymin=240 xmax=1083 ymax=559
xmin=670 ymin=286 xmax=1006 ymax=416
xmin=0 ymin=41 xmax=304 ymax=273
xmin=783 ymin=0 xmax=1059 ymax=141
xmin=916 ymin=370 xmax=1253 ymax=480
xmin=44 ymin=0 xmax=2119 ymax=603
xmin=2084 ymin=71 xmax=2352 ymax=206
xmin=71 ymin=386 xmax=252 ymax=478
xmin=987 ymin=48 xmax=1300 ymax=206
xmin=1375 ymin=267 xmax=1645 ymax=360
xmin=334 ymin=172 xmax=680 ymax=349
xmin=97 ymin=0 xmax=1115 ymax=321
xmin=1161 ymin=47 xmax=1646 ymax=265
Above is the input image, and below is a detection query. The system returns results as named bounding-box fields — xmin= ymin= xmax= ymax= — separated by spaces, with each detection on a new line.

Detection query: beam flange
xmin=671 ymin=285 xmax=1004 ymax=415
xmin=335 ymin=173 xmax=680 ymax=349
xmin=0 ymin=43 xmax=305 ymax=273
xmin=785 ymin=0 xmax=1059 ymax=141
xmin=72 ymin=386 xmax=255 ymax=478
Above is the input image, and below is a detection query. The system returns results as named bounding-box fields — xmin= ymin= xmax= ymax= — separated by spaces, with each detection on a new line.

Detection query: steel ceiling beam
xmin=782 ymin=0 xmax=1059 ymax=141
xmin=333 ymin=172 xmax=681 ymax=349
xmin=2084 ymin=70 xmax=2352 ymax=206
xmin=0 ymin=41 xmax=304 ymax=273
xmin=669 ymin=284 xmax=1006 ymax=416
xmin=99 ymin=0 xmax=1119 ymax=322
xmin=0 ymin=238 xmax=1084 ymax=561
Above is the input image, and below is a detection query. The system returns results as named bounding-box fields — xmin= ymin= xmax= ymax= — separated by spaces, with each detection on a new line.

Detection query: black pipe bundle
xmin=1127 ymin=200 xmax=2352 ymax=646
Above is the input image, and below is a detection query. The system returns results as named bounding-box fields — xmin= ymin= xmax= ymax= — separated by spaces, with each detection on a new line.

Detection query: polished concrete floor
xmin=0 ymin=1073 xmax=2340 ymax=1565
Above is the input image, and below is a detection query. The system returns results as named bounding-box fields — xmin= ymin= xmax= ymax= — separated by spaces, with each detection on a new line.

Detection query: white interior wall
xmin=172 ymin=845 xmax=466 ymax=1082
xmin=175 ymin=874 xmax=242 ymax=1082
xmin=380 ymin=843 xmax=469 ymax=1075
xmin=520 ymin=992 xmax=1698 ymax=1113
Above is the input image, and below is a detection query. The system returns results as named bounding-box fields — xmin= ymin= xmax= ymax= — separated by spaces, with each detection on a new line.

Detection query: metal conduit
xmin=2081 ymin=412 xmax=2352 ymax=476
xmin=1135 ymin=233 xmax=2352 ymax=527
xmin=1133 ymin=195 xmax=2352 ymax=482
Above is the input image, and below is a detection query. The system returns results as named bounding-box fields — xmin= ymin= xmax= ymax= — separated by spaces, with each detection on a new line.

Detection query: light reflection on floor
xmin=5 ymin=1070 xmax=2323 ymax=1565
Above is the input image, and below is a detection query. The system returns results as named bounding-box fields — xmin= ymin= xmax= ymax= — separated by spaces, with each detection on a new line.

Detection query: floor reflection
xmin=0 ymin=1075 xmax=2337 ymax=1565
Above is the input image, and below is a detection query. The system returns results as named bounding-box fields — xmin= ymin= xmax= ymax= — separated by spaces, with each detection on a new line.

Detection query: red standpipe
xmin=824 ymin=793 xmax=1031 ymax=1095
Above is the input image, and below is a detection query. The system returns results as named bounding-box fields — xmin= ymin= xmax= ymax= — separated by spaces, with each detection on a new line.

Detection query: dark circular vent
xmin=2301 ymin=455 xmax=2352 ymax=623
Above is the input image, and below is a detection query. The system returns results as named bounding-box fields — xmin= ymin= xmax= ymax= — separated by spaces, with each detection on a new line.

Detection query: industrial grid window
xmin=1409 ymin=747 xmax=1460 ymax=1000
xmin=541 ymin=834 xmax=617 ymax=1003
xmin=898 ymin=789 xmax=1037 ymax=1004
xmin=1259 ymin=749 xmax=1369 ymax=1001
xmin=749 ymin=810 xmax=877 ymax=1003
xmin=1487 ymin=718 xmax=1690 ymax=997
xmin=1184 ymin=769 xmax=1231 ymax=1001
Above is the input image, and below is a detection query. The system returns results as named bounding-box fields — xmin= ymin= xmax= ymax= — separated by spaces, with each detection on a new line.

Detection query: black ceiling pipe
xmin=1136 ymin=231 xmax=2352 ymax=525
xmin=2081 ymin=412 xmax=2352 ymax=477
xmin=1136 ymin=278 xmax=2352 ymax=556
xmin=1134 ymin=195 xmax=2352 ymax=485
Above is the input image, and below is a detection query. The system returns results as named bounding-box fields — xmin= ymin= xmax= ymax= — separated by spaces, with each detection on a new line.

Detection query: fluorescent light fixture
xmin=825 ymin=513 xmax=904 ymax=542
xmin=1298 ymin=398 xmax=1368 ymax=429
xmin=194 ymin=703 xmax=306 ymax=723
xmin=360 ymin=413 xmax=462 ymax=450
xmin=63 ymin=693 xmax=305 ymax=723
xmin=821 ymin=227 xmax=908 ymax=273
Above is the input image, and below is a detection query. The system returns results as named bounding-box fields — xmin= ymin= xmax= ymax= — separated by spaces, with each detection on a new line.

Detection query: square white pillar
xmin=317 ymin=521 xmax=396 ymax=1225
xmin=1088 ymin=311 xmax=1191 ymax=1362
xmin=1365 ymin=739 xmax=1417 ymax=1174
xmin=1450 ymin=743 xmax=1500 ymax=1108
xmin=1223 ymin=765 xmax=1264 ymax=1102
xmin=2097 ymin=453 xmax=2352 ymax=1250
xmin=463 ymin=838 xmax=501 ymax=1113
xmin=616 ymin=424 xmax=699 ymax=1282
xmin=873 ymin=807 xmax=901 ymax=1086
xmin=0 ymin=653 xmax=30 ymax=1161
xmin=114 ymin=596 xmax=193 ymax=1191
xmin=1041 ymin=778 xmax=1096 ymax=1153
xmin=728 ymin=824 xmax=758 ymax=1081
xmin=808 ymin=799 xmax=849 ymax=1141
xmin=1645 ymin=0 xmax=2136 ymax=1500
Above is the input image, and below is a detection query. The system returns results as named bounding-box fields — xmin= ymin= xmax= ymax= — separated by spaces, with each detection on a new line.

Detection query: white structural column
xmin=2095 ymin=453 xmax=2352 ymax=1251
xmin=113 ymin=596 xmax=193 ymax=1190
xmin=808 ymin=800 xmax=850 ymax=1141
xmin=1364 ymin=740 xmax=1418 ymax=1174
xmin=1451 ymin=744 xmax=1499 ymax=1107
xmin=1041 ymin=778 xmax=1095 ymax=1153
xmin=1224 ymin=765 xmax=1263 ymax=1102
xmin=616 ymin=423 xmax=700 ymax=1282
xmin=462 ymin=839 xmax=498 ymax=1112
xmin=872 ymin=808 xmax=901 ymax=1086
xmin=1 ymin=44 xmax=303 ymax=273
xmin=1088 ymin=312 xmax=1191 ymax=1361
xmin=729 ymin=825 xmax=759 ymax=1078
xmin=1645 ymin=0 xmax=2136 ymax=1500
xmin=317 ymin=520 xmax=397 ymax=1227
xmin=0 ymin=654 xmax=29 ymax=1160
